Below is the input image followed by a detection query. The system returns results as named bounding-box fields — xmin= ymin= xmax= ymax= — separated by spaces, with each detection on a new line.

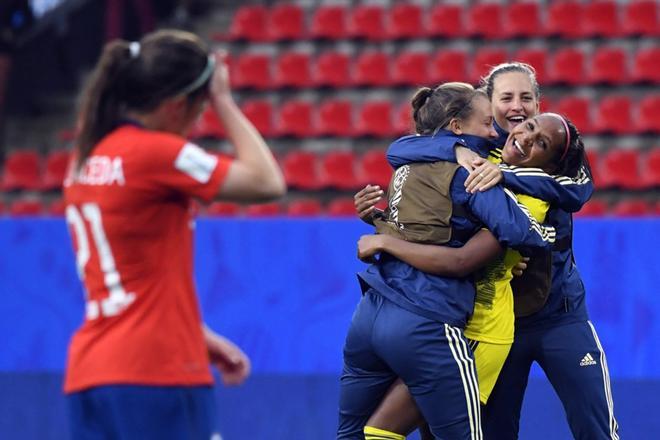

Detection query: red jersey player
xmin=63 ymin=29 xmax=285 ymax=439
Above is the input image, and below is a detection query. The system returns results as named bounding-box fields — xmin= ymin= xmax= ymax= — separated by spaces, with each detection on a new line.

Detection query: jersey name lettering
xmin=73 ymin=156 xmax=126 ymax=186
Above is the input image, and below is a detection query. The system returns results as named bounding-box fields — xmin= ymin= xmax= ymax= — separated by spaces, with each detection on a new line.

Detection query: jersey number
xmin=66 ymin=203 xmax=135 ymax=320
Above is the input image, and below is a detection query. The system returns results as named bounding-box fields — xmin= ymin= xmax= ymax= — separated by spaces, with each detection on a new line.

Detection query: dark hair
xmin=75 ymin=29 xmax=211 ymax=167
xmin=411 ymin=82 xmax=488 ymax=135
xmin=553 ymin=116 xmax=592 ymax=180
xmin=481 ymin=62 xmax=540 ymax=101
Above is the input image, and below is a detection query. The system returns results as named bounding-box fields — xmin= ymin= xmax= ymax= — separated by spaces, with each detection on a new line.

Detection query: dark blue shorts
xmin=67 ymin=385 xmax=220 ymax=440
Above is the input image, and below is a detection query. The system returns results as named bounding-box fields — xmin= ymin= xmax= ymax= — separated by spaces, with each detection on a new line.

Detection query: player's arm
xmin=386 ymin=135 xmax=463 ymax=167
xmin=203 ymin=324 xmax=251 ymax=386
xmin=354 ymin=184 xmax=385 ymax=225
xmin=358 ymin=229 xmax=503 ymax=278
xmin=210 ymin=56 xmax=286 ymax=202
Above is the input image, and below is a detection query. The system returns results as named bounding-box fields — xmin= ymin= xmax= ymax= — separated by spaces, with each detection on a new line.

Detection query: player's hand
xmin=207 ymin=333 xmax=251 ymax=386
xmin=358 ymin=234 xmax=385 ymax=263
xmin=465 ymin=160 xmax=502 ymax=193
xmin=512 ymin=257 xmax=530 ymax=277
xmin=209 ymin=51 xmax=231 ymax=100
xmin=355 ymin=184 xmax=384 ymax=224
xmin=455 ymin=146 xmax=480 ymax=172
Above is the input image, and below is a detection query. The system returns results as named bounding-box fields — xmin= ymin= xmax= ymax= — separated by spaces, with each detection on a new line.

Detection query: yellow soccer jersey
xmin=464 ymin=188 xmax=549 ymax=344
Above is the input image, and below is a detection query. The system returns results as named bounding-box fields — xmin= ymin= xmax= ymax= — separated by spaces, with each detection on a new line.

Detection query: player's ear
xmin=448 ymin=118 xmax=463 ymax=135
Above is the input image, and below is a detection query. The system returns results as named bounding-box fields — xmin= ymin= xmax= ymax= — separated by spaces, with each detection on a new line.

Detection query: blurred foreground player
xmin=63 ymin=29 xmax=285 ymax=439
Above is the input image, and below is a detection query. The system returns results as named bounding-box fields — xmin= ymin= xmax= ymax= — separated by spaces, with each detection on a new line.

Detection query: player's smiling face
xmin=501 ymin=114 xmax=567 ymax=173
xmin=491 ymin=71 xmax=539 ymax=133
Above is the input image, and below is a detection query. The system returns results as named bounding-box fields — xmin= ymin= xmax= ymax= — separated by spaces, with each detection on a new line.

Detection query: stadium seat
xmin=598 ymin=149 xmax=642 ymax=189
xmin=611 ymin=199 xmax=651 ymax=217
xmin=319 ymin=151 xmax=358 ymax=190
xmin=268 ymin=4 xmax=305 ymax=41
xmin=632 ymin=48 xmax=660 ymax=83
xmin=555 ymin=96 xmax=593 ymax=135
xmin=545 ymin=1 xmax=584 ymax=38
xmin=241 ymin=100 xmax=273 ymax=137
xmin=232 ymin=53 xmax=271 ymax=90
xmin=42 ymin=150 xmax=70 ymax=190
xmin=275 ymin=100 xmax=314 ymax=138
xmin=394 ymin=102 xmax=414 ymax=136
xmin=273 ymin=52 xmax=312 ymax=88
xmin=282 ymin=150 xmax=321 ymax=190
xmin=574 ymin=199 xmax=607 ymax=217
xmin=190 ymin=107 xmax=225 ymax=139
xmin=392 ymin=51 xmax=429 ymax=86
xmin=622 ymin=1 xmax=658 ymax=37
xmin=539 ymin=97 xmax=553 ymax=114
xmin=588 ymin=47 xmax=628 ymax=85
xmin=287 ymin=199 xmax=322 ymax=217
xmin=428 ymin=4 xmax=464 ymax=38
xmin=313 ymin=51 xmax=351 ymax=88
xmin=326 ymin=197 xmax=357 ymax=217
xmin=205 ymin=202 xmax=241 ymax=216
xmin=8 ymin=198 xmax=43 ymax=216
xmin=430 ymin=50 xmax=468 ymax=84
xmin=635 ymin=96 xmax=660 ymax=133
xmin=513 ymin=48 xmax=548 ymax=85
xmin=245 ymin=203 xmax=281 ymax=217
xmin=348 ymin=5 xmax=385 ymax=41
xmin=1 ymin=149 xmax=41 ymax=191
xmin=309 ymin=5 xmax=347 ymax=40
xmin=357 ymin=149 xmax=392 ymax=188
xmin=503 ymin=2 xmax=541 ymax=38
xmin=47 ymin=198 xmax=65 ymax=216
xmin=229 ymin=5 xmax=268 ymax=41
xmin=353 ymin=51 xmax=392 ymax=87
xmin=466 ymin=3 xmax=503 ymax=39
xmin=548 ymin=48 xmax=586 ymax=85
xmin=583 ymin=0 xmax=620 ymax=38
xmin=471 ymin=48 xmax=508 ymax=85
xmin=355 ymin=101 xmax=395 ymax=138
xmin=640 ymin=148 xmax=660 ymax=188
xmin=316 ymin=99 xmax=353 ymax=137
xmin=387 ymin=3 xmax=424 ymax=39
xmin=593 ymin=96 xmax=633 ymax=134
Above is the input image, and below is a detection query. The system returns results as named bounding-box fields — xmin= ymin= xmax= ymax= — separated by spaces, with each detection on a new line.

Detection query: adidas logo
xmin=579 ymin=353 xmax=597 ymax=367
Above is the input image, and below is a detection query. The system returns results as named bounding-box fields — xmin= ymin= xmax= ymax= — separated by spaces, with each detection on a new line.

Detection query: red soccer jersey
xmin=63 ymin=124 xmax=231 ymax=393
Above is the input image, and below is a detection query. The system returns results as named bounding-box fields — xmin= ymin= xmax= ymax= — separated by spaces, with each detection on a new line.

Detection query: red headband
xmin=546 ymin=113 xmax=571 ymax=161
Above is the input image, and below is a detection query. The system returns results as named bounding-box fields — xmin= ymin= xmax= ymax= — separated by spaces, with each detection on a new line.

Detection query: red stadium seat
xmin=8 ymin=198 xmax=43 ymax=216
xmin=588 ymin=47 xmax=628 ymax=85
xmin=46 ymin=198 xmax=65 ymax=216
xmin=471 ymin=48 xmax=508 ymax=85
xmin=189 ymin=107 xmax=225 ymax=139
xmin=466 ymin=3 xmax=503 ymax=39
xmin=275 ymin=100 xmax=314 ymax=138
xmin=205 ymin=202 xmax=241 ymax=216
xmin=42 ymin=150 xmax=70 ymax=190
xmin=313 ymin=51 xmax=351 ymax=88
xmin=268 ymin=4 xmax=305 ymax=41
xmin=319 ymin=151 xmax=358 ymax=190
xmin=1 ymin=149 xmax=41 ymax=191
xmin=539 ymin=97 xmax=553 ymax=114
xmin=574 ymin=199 xmax=607 ymax=218
xmin=640 ymin=148 xmax=660 ymax=188
xmin=387 ymin=4 xmax=424 ymax=39
xmin=232 ymin=53 xmax=271 ymax=90
xmin=428 ymin=4 xmax=464 ymax=38
xmin=241 ymin=100 xmax=273 ymax=137
xmin=513 ymin=48 xmax=548 ymax=85
xmin=355 ymin=101 xmax=395 ymax=138
xmin=310 ymin=5 xmax=347 ymax=40
xmin=326 ymin=197 xmax=358 ymax=217
xmin=504 ymin=2 xmax=541 ymax=38
xmin=593 ymin=96 xmax=633 ymax=134
xmin=348 ymin=5 xmax=385 ymax=41
xmin=316 ymin=99 xmax=353 ymax=137
xmin=353 ymin=51 xmax=391 ymax=87
xmin=585 ymin=150 xmax=601 ymax=187
xmin=287 ymin=199 xmax=322 ymax=217
xmin=583 ymin=0 xmax=620 ymax=38
xmin=548 ymin=48 xmax=586 ymax=85
xmin=555 ymin=96 xmax=593 ymax=135
xmin=635 ymin=96 xmax=660 ymax=133
xmin=622 ymin=1 xmax=658 ymax=37
xmin=545 ymin=1 xmax=584 ymax=38
xmin=392 ymin=51 xmax=429 ymax=86
xmin=632 ymin=48 xmax=660 ymax=83
xmin=430 ymin=49 xmax=468 ymax=84
xmin=394 ymin=102 xmax=414 ymax=136
xmin=273 ymin=52 xmax=312 ymax=88
xmin=282 ymin=150 xmax=321 ymax=190
xmin=245 ymin=203 xmax=281 ymax=217
xmin=229 ymin=5 xmax=268 ymax=41
xmin=611 ymin=199 xmax=651 ymax=217
xmin=357 ymin=149 xmax=392 ymax=188
xmin=598 ymin=149 xmax=642 ymax=189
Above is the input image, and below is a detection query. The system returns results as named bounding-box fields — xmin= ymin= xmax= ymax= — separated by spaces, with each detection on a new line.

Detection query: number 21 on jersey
xmin=66 ymin=203 xmax=135 ymax=320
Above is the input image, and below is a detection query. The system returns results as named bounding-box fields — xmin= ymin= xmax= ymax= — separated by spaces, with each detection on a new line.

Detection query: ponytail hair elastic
xmin=129 ymin=42 xmax=140 ymax=59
